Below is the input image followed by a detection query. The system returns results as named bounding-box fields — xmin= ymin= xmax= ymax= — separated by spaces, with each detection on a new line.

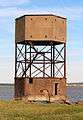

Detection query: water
xmin=0 ymin=84 xmax=83 ymax=102
xmin=0 ymin=84 xmax=14 ymax=100
xmin=67 ymin=86 xmax=83 ymax=102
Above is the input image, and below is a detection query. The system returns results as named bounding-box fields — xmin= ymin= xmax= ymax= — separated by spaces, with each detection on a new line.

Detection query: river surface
xmin=0 ymin=84 xmax=83 ymax=102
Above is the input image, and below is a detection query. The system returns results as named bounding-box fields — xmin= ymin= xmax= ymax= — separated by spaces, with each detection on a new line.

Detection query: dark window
xmin=30 ymin=35 xmax=32 ymax=38
xmin=45 ymin=35 xmax=47 ymax=38
xmin=55 ymin=83 xmax=58 ymax=95
xmin=45 ymin=18 xmax=47 ymax=20
xmin=29 ymin=78 xmax=33 ymax=84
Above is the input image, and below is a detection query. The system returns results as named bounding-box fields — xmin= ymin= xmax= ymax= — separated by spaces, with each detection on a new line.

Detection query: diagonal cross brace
xmin=22 ymin=51 xmax=38 ymax=77
xmin=22 ymin=43 xmax=47 ymax=77
xmin=55 ymin=46 xmax=64 ymax=60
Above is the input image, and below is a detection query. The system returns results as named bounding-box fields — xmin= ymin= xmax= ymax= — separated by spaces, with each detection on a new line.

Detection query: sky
xmin=0 ymin=0 xmax=83 ymax=83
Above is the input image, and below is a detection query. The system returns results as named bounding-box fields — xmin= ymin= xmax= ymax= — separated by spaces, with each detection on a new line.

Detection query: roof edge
xmin=15 ymin=14 xmax=66 ymax=20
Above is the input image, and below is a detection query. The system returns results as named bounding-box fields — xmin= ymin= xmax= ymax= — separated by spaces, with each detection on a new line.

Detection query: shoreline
xmin=0 ymin=83 xmax=83 ymax=87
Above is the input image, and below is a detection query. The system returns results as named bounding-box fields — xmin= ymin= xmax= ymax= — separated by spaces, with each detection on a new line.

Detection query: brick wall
xmin=15 ymin=77 xmax=66 ymax=101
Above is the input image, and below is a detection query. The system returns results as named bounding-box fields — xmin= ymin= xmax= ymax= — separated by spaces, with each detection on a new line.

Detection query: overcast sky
xmin=0 ymin=0 xmax=83 ymax=83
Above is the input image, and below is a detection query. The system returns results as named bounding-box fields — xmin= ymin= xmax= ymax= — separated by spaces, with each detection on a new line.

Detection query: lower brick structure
xmin=15 ymin=77 xmax=66 ymax=102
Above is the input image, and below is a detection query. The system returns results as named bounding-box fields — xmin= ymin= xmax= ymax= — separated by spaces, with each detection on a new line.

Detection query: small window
xmin=45 ymin=18 xmax=47 ymax=20
xmin=29 ymin=78 xmax=33 ymax=84
xmin=45 ymin=35 xmax=47 ymax=38
xmin=30 ymin=35 xmax=32 ymax=38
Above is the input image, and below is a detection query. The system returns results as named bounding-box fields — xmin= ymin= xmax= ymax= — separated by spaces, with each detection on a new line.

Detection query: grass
xmin=0 ymin=100 xmax=83 ymax=120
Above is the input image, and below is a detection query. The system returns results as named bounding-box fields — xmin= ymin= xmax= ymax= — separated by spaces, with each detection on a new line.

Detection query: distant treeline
xmin=0 ymin=84 xmax=14 ymax=86
xmin=0 ymin=83 xmax=83 ymax=87
xmin=67 ymin=83 xmax=83 ymax=87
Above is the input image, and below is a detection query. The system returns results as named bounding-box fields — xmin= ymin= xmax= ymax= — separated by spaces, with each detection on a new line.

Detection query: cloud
xmin=67 ymin=61 xmax=83 ymax=83
xmin=0 ymin=56 xmax=14 ymax=83
xmin=0 ymin=0 xmax=30 ymax=7
xmin=0 ymin=6 xmax=83 ymax=21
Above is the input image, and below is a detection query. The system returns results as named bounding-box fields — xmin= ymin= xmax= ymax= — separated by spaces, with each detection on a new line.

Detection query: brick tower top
xmin=15 ymin=14 xmax=66 ymax=44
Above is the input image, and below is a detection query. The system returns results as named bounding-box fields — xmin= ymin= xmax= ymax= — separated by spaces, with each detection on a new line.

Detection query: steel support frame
xmin=15 ymin=42 xmax=66 ymax=79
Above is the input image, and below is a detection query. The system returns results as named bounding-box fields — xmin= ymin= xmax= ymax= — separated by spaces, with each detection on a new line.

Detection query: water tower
xmin=15 ymin=14 xmax=66 ymax=102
